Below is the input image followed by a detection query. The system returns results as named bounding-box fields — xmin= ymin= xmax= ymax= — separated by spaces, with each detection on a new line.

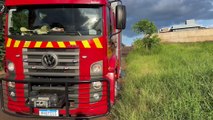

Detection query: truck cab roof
xmin=5 ymin=0 xmax=107 ymax=6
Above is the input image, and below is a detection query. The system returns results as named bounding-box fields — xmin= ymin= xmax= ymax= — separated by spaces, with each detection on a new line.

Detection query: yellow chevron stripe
xmin=14 ymin=40 xmax=21 ymax=48
xmin=69 ymin=41 xmax=76 ymax=46
xmin=58 ymin=42 xmax=66 ymax=48
xmin=82 ymin=40 xmax=91 ymax=48
xmin=6 ymin=38 xmax=12 ymax=47
xmin=46 ymin=42 xmax=53 ymax=48
xmin=24 ymin=41 xmax=31 ymax=48
xmin=34 ymin=41 xmax=42 ymax=48
xmin=93 ymin=38 xmax=103 ymax=48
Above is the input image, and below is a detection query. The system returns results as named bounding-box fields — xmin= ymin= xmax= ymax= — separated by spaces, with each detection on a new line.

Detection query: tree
xmin=132 ymin=19 xmax=160 ymax=50
xmin=132 ymin=19 xmax=157 ymax=36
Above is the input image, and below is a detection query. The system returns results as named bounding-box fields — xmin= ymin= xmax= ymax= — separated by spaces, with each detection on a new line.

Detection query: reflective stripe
xmin=46 ymin=42 xmax=53 ymax=48
xmin=14 ymin=40 xmax=21 ymax=48
xmin=24 ymin=41 xmax=31 ymax=48
xmin=6 ymin=38 xmax=12 ymax=47
xmin=57 ymin=42 xmax=66 ymax=48
xmin=7 ymin=38 xmax=103 ymax=48
xmin=34 ymin=41 xmax=42 ymax=48
xmin=82 ymin=40 xmax=91 ymax=48
xmin=93 ymin=38 xmax=103 ymax=48
xmin=69 ymin=41 xmax=76 ymax=46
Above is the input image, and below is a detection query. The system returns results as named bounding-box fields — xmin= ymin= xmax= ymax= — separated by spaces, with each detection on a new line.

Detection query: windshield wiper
xmin=65 ymin=31 xmax=82 ymax=36
xmin=77 ymin=31 xmax=82 ymax=36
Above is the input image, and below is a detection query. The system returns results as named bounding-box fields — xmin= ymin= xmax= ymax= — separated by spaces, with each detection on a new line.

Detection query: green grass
xmin=112 ymin=42 xmax=213 ymax=120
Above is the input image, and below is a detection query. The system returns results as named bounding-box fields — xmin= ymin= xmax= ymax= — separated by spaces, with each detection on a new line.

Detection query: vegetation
xmin=0 ymin=32 xmax=4 ymax=54
xmin=11 ymin=10 xmax=29 ymax=34
xmin=112 ymin=42 xmax=213 ymax=120
xmin=132 ymin=19 xmax=160 ymax=50
xmin=132 ymin=19 xmax=157 ymax=36
xmin=0 ymin=33 xmax=4 ymax=70
xmin=133 ymin=37 xmax=161 ymax=55
xmin=0 ymin=15 xmax=5 ymax=70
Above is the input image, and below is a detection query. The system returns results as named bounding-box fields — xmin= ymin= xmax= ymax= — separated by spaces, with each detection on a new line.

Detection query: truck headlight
xmin=93 ymin=93 xmax=100 ymax=100
xmin=8 ymin=82 xmax=15 ymax=88
xmin=92 ymin=82 xmax=102 ymax=90
xmin=8 ymin=82 xmax=16 ymax=98
xmin=91 ymin=61 xmax=103 ymax=75
xmin=10 ymin=91 xmax=16 ymax=97
xmin=8 ymin=62 xmax=15 ymax=72
xmin=91 ymin=63 xmax=102 ymax=73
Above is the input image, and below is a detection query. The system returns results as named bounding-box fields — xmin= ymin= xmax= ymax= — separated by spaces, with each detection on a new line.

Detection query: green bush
xmin=0 ymin=15 xmax=5 ymax=70
xmin=133 ymin=36 xmax=161 ymax=55
xmin=133 ymin=38 xmax=143 ymax=50
xmin=143 ymin=34 xmax=161 ymax=50
xmin=132 ymin=19 xmax=161 ymax=51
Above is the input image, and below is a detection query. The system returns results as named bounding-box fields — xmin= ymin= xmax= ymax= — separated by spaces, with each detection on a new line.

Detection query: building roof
xmin=172 ymin=24 xmax=201 ymax=30
xmin=171 ymin=19 xmax=203 ymax=30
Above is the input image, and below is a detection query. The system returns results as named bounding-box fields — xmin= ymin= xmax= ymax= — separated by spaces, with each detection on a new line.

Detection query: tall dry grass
xmin=112 ymin=42 xmax=213 ymax=120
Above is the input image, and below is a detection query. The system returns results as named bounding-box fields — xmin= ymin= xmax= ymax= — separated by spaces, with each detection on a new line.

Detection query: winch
xmin=29 ymin=91 xmax=65 ymax=108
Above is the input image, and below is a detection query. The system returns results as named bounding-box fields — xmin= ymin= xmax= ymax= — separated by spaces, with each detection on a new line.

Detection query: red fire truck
xmin=0 ymin=0 xmax=126 ymax=119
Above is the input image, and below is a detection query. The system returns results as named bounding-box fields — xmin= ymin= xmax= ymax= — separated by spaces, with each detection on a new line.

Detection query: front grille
xmin=1 ymin=78 xmax=110 ymax=118
xmin=23 ymin=48 xmax=79 ymax=78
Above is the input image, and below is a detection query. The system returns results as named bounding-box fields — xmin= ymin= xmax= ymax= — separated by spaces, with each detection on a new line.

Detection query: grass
xmin=112 ymin=42 xmax=213 ymax=120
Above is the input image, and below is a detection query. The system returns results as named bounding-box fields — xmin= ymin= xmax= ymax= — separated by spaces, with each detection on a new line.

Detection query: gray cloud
xmin=122 ymin=0 xmax=213 ymax=37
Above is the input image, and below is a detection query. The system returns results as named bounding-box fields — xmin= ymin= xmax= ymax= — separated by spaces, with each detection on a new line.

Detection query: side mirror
xmin=0 ymin=2 xmax=5 ymax=14
xmin=116 ymin=5 xmax=126 ymax=29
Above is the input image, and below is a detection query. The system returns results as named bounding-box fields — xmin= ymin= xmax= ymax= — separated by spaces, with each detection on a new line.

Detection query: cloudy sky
xmin=122 ymin=0 xmax=213 ymax=45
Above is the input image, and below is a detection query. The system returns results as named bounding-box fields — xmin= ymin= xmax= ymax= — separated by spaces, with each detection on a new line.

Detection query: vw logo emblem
xmin=41 ymin=53 xmax=58 ymax=69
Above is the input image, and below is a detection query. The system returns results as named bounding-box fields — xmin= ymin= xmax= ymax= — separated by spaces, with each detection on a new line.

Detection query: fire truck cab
xmin=0 ymin=0 xmax=126 ymax=119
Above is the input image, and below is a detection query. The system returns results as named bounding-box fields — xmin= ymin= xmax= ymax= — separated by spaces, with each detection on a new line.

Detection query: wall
xmin=158 ymin=29 xmax=213 ymax=43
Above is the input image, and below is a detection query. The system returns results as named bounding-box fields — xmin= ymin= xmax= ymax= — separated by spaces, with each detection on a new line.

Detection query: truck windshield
xmin=9 ymin=6 xmax=102 ymax=36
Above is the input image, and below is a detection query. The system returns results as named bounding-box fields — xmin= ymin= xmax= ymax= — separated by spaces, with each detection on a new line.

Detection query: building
xmin=171 ymin=19 xmax=205 ymax=32
xmin=159 ymin=27 xmax=171 ymax=33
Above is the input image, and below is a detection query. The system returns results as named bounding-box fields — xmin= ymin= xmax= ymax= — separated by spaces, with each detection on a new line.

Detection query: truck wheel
xmin=115 ymin=80 xmax=121 ymax=97
xmin=115 ymin=81 xmax=118 ymax=97
xmin=115 ymin=79 xmax=122 ymax=97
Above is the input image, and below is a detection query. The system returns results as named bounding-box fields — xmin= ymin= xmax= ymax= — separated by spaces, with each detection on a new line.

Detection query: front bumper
xmin=0 ymin=78 xmax=110 ymax=119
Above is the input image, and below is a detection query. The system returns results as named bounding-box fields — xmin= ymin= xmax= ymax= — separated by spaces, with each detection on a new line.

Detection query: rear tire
xmin=115 ymin=80 xmax=121 ymax=97
xmin=115 ymin=81 xmax=118 ymax=97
